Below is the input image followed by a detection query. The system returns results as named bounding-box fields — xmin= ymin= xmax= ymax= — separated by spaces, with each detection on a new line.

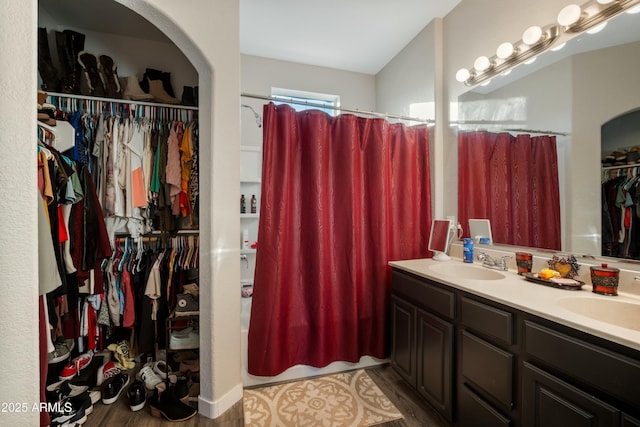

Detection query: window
xmin=271 ymin=87 xmax=340 ymax=117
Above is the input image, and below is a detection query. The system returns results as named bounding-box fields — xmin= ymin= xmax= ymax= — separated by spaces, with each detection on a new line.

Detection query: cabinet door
xmin=416 ymin=309 xmax=453 ymax=423
xmin=391 ymin=296 xmax=416 ymax=387
xmin=522 ymin=362 xmax=620 ymax=427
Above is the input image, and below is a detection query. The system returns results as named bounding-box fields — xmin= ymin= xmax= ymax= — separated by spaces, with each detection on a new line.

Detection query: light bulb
xmin=558 ymin=4 xmax=582 ymax=27
xmin=496 ymin=42 xmax=515 ymax=59
xmin=551 ymin=42 xmax=566 ymax=52
xmin=522 ymin=26 xmax=543 ymax=45
xmin=524 ymin=57 xmax=537 ymax=65
xmin=587 ymin=22 xmax=607 ymax=34
xmin=474 ymin=56 xmax=491 ymax=72
xmin=596 ymin=0 xmax=615 ymax=4
xmin=480 ymin=80 xmax=492 ymax=87
xmin=501 ymin=69 xmax=512 ymax=76
xmin=456 ymin=68 xmax=471 ymax=83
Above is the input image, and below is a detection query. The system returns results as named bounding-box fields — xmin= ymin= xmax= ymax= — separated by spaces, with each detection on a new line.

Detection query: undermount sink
xmin=427 ymin=262 xmax=506 ymax=281
xmin=557 ymin=296 xmax=640 ymax=331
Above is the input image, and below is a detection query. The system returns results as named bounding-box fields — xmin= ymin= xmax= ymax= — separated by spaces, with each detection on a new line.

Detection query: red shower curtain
xmin=248 ymin=103 xmax=431 ymax=376
xmin=458 ymin=131 xmax=561 ymax=250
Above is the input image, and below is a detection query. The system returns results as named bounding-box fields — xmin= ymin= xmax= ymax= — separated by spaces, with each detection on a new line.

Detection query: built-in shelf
xmin=241 ymin=249 xmax=257 ymax=254
xmin=241 ymin=213 xmax=259 ymax=219
xmin=241 ymin=178 xmax=261 ymax=184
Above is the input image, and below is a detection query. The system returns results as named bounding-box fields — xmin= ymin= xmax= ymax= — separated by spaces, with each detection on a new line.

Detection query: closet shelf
xmin=241 ymin=214 xmax=259 ymax=219
xmin=241 ymin=178 xmax=261 ymax=184
xmin=46 ymin=91 xmax=199 ymax=111
xmin=240 ymin=249 xmax=257 ymax=255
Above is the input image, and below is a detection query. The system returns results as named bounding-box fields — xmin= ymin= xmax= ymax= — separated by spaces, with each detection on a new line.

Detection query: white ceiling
xmin=39 ymin=0 xmax=461 ymax=75
xmin=239 ymin=0 xmax=461 ymax=74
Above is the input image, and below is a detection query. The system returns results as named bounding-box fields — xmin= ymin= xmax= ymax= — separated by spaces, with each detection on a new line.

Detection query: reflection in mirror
xmin=456 ymin=10 xmax=640 ymax=261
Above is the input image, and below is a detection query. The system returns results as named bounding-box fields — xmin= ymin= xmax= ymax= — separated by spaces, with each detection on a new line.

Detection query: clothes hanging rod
xmin=241 ymin=92 xmax=434 ymax=124
xmin=46 ymin=92 xmax=199 ymax=111
xmin=602 ymin=163 xmax=640 ymax=171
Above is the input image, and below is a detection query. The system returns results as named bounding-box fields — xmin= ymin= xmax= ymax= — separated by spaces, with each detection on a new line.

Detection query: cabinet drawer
xmin=461 ymin=296 xmax=514 ymax=345
xmin=462 ymin=331 xmax=514 ymax=409
xmin=524 ymin=320 xmax=640 ymax=411
xmin=522 ymin=362 xmax=619 ymax=427
xmin=458 ymin=384 xmax=512 ymax=427
xmin=392 ymin=271 xmax=455 ymax=319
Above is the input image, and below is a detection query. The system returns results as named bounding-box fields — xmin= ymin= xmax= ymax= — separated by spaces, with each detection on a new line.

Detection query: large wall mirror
xmin=457 ymin=10 xmax=640 ymax=260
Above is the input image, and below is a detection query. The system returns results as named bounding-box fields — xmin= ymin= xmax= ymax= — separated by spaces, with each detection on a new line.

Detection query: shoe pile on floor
xmin=38 ymin=27 xmax=198 ymax=106
xmin=46 ymin=340 xmax=200 ymax=425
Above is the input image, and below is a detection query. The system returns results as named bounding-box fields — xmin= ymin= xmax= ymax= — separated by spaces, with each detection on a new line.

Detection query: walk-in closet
xmin=36 ymin=1 xmax=211 ymax=425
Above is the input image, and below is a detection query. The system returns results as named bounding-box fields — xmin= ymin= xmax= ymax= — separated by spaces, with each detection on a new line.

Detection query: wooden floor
xmin=88 ymin=364 xmax=451 ymax=427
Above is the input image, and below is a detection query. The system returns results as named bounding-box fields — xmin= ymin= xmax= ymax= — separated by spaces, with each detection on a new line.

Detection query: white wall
xmin=0 ymin=1 xmax=40 ymax=426
xmin=376 ymin=24 xmax=436 ymax=121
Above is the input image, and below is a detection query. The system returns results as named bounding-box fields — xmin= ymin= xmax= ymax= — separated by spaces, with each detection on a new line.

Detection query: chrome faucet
xmin=477 ymin=252 xmax=511 ymax=271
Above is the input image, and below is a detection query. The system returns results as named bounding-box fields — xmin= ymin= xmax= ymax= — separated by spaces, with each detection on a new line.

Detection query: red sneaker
xmin=59 ymin=352 xmax=93 ymax=380
xmin=96 ymin=359 xmax=121 ymax=387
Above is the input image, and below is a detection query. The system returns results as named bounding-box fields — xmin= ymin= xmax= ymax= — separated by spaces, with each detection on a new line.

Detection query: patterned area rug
xmin=243 ymin=369 xmax=403 ymax=427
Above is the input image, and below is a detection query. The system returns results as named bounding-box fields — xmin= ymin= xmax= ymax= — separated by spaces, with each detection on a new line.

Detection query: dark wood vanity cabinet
xmin=391 ymin=271 xmax=454 ymax=423
xmin=458 ymin=297 xmax=517 ymax=426
xmin=390 ymin=267 xmax=640 ymax=427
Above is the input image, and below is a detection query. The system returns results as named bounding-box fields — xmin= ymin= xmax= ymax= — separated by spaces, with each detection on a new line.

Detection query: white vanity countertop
xmin=389 ymin=258 xmax=640 ymax=353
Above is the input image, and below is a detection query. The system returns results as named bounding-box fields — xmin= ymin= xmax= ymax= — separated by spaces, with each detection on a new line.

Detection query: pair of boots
xmin=37 ymin=27 xmax=84 ymax=94
xmin=139 ymin=68 xmax=180 ymax=104
xmin=38 ymin=27 xmax=121 ymax=98
xmin=77 ymin=51 xmax=122 ymax=98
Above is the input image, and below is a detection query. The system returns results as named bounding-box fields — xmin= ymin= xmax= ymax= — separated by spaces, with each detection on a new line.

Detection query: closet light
xmin=551 ymin=42 xmax=566 ymax=51
xmin=522 ymin=26 xmax=543 ymax=45
xmin=557 ymin=4 xmax=582 ymax=27
xmin=456 ymin=68 xmax=471 ymax=82
xmin=496 ymin=42 xmax=516 ymax=59
xmin=586 ymin=22 xmax=607 ymax=34
xmin=474 ymin=56 xmax=492 ymax=72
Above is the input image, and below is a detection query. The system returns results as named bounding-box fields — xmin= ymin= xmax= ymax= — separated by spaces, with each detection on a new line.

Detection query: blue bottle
xmin=463 ymin=238 xmax=474 ymax=263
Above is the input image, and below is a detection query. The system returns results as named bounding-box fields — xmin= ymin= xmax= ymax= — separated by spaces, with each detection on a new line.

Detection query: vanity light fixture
xmin=455 ymin=68 xmax=472 ymax=83
xmin=522 ymin=26 xmax=544 ymax=45
xmin=454 ymin=0 xmax=640 ymax=87
xmin=557 ymin=4 xmax=584 ymax=27
xmin=496 ymin=42 xmax=516 ymax=59
xmin=474 ymin=55 xmax=492 ymax=72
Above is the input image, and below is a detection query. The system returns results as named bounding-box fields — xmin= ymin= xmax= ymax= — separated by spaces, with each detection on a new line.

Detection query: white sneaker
xmin=152 ymin=360 xmax=171 ymax=380
xmin=136 ymin=365 xmax=163 ymax=391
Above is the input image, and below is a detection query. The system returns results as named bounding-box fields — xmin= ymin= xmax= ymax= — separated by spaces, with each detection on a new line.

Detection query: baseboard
xmin=197 ymin=382 xmax=244 ymax=419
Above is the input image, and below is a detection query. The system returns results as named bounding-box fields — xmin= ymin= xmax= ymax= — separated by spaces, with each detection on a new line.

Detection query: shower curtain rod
xmin=453 ymin=121 xmax=569 ymax=136
xmin=241 ymin=92 xmax=434 ymax=124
